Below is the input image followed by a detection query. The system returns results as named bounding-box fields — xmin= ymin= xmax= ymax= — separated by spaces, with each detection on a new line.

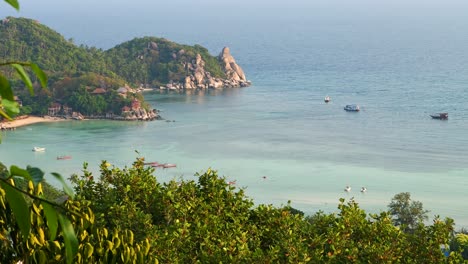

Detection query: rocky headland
xmin=0 ymin=17 xmax=251 ymax=121
xmin=166 ymin=47 xmax=251 ymax=90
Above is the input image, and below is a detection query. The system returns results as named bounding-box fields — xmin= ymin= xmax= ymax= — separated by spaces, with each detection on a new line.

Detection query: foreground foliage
xmin=0 ymin=178 xmax=157 ymax=263
xmin=66 ymin=158 xmax=464 ymax=263
xmin=1 ymin=160 xmax=466 ymax=263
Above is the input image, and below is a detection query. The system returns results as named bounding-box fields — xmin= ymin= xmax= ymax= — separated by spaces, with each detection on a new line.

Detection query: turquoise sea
xmin=1 ymin=1 xmax=468 ymax=226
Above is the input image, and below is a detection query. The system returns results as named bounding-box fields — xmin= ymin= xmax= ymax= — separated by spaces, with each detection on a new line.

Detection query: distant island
xmin=0 ymin=17 xmax=250 ymax=120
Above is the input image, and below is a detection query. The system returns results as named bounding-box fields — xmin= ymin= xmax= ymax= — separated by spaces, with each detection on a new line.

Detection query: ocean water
xmin=2 ymin=1 xmax=468 ymax=226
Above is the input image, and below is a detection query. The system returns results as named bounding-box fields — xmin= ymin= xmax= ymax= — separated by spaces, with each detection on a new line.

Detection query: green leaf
xmin=10 ymin=165 xmax=32 ymax=181
xmin=0 ymin=108 xmax=11 ymax=121
xmin=26 ymin=166 xmax=45 ymax=185
xmin=51 ymin=172 xmax=74 ymax=199
xmin=11 ymin=64 xmax=33 ymax=93
xmin=1 ymin=98 xmax=19 ymax=115
xmin=0 ymin=180 xmax=31 ymax=241
xmin=30 ymin=63 xmax=47 ymax=90
xmin=0 ymin=74 xmax=14 ymax=100
xmin=42 ymin=203 xmax=58 ymax=240
xmin=58 ymin=214 xmax=78 ymax=264
xmin=4 ymin=0 xmax=19 ymax=10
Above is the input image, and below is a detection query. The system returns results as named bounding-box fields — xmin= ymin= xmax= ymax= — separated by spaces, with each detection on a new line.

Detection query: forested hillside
xmin=0 ymin=17 xmax=239 ymax=117
xmin=0 ymin=17 xmax=109 ymax=76
xmin=105 ymin=37 xmax=225 ymax=85
xmin=0 ymin=17 xmax=225 ymax=87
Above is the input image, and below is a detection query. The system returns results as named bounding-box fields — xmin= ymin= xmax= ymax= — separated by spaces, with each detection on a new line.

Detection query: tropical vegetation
xmin=2 ymin=158 xmax=467 ymax=263
xmin=0 ymin=16 xmax=226 ymax=116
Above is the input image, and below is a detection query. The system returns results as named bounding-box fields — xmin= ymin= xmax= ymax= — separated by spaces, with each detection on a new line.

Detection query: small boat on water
xmin=161 ymin=163 xmax=177 ymax=169
xmin=344 ymin=186 xmax=351 ymax=192
xmin=360 ymin=187 xmax=367 ymax=193
xmin=57 ymin=155 xmax=72 ymax=160
xmin=344 ymin=104 xmax=360 ymax=112
xmin=430 ymin=113 xmax=448 ymax=120
xmin=227 ymin=180 xmax=237 ymax=185
xmin=324 ymin=96 xmax=331 ymax=103
xmin=144 ymin=162 xmax=160 ymax=166
xmin=32 ymin=147 xmax=45 ymax=152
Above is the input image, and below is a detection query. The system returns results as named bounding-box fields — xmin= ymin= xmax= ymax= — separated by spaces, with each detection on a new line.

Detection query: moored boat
xmin=144 ymin=161 xmax=160 ymax=166
xmin=57 ymin=155 xmax=72 ymax=160
xmin=161 ymin=163 xmax=177 ymax=168
xmin=430 ymin=113 xmax=448 ymax=120
xmin=344 ymin=104 xmax=360 ymax=112
xmin=32 ymin=146 xmax=45 ymax=152
xmin=324 ymin=96 xmax=331 ymax=103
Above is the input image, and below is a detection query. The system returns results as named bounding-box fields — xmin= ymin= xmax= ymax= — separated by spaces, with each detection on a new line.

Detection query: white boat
xmin=344 ymin=186 xmax=351 ymax=192
xmin=32 ymin=147 xmax=45 ymax=152
xmin=160 ymin=163 xmax=176 ymax=169
xmin=344 ymin=104 xmax=360 ymax=112
xmin=360 ymin=187 xmax=367 ymax=193
xmin=324 ymin=96 xmax=331 ymax=103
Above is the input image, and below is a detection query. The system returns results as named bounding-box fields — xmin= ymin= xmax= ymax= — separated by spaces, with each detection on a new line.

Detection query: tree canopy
xmin=0 ymin=17 xmax=225 ymax=88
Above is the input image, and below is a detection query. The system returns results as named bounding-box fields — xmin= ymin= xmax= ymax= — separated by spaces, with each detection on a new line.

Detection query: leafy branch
xmin=0 ymin=61 xmax=47 ymax=120
xmin=0 ymin=2 xmax=78 ymax=263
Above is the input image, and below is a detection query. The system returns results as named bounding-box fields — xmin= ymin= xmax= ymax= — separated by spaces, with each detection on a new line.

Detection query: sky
xmin=1 ymin=0 xmax=468 ymax=50
xmin=5 ymin=0 xmax=467 ymax=16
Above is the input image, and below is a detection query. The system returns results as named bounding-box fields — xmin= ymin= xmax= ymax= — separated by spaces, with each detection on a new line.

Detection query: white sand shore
xmin=1 ymin=116 xmax=66 ymax=128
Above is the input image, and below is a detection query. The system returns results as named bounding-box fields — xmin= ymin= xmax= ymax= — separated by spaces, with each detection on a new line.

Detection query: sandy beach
xmin=1 ymin=116 xmax=66 ymax=129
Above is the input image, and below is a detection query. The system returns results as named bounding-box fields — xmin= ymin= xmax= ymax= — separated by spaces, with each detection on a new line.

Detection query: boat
xmin=430 ymin=113 xmax=448 ymax=120
xmin=360 ymin=187 xmax=367 ymax=193
xmin=57 ymin=155 xmax=72 ymax=160
xmin=161 ymin=163 xmax=177 ymax=169
xmin=144 ymin=161 xmax=160 ymax=166
xmin=226 ymin=180 xmax=237 ymax=185
xmin=344 ymin=104 xmax=360 ymax=112
xmin=32 ymin=147 xmax=45 ymax=152
xmin=324 ymin=96 xmax=331 ymax=103
xmin=344 ymin=186 xmax=351 ymax=192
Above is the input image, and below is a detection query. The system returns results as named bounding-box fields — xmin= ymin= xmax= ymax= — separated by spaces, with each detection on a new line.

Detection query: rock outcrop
xmin=164 ymin=47 xmax=251 ymax=90
xmin=218 ymin=47 xmax=246 ymax=82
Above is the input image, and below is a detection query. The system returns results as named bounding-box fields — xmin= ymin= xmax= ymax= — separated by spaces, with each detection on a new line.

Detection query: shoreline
xmin=1 ymin=114 xmax=161 ymax=129
xmin=1 ymin=116 xmax=66 ymax=129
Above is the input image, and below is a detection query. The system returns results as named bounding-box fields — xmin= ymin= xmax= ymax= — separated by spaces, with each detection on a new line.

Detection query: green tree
xmin=388 ymin=192 xmax=429 ymax=232
xmin=68 ymin=158 xmax=465 ymax=263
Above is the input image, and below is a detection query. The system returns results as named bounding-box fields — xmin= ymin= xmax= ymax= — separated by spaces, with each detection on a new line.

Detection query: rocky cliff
xmin=175 ymin=47 xmax=251 ymax=90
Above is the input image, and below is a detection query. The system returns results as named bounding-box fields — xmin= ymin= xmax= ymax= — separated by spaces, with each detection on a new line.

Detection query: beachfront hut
xmin=62 ymin=105 xmax=72 ymax=115
xmin=48 ymin=103 xmax=61 ymax=116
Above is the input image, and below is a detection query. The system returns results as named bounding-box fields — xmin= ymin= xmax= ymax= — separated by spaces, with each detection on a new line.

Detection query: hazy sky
xmin=4 ymin=0 xmax=468 ymax=19
xmin=2 ymin=0 xmax=468 ymax=50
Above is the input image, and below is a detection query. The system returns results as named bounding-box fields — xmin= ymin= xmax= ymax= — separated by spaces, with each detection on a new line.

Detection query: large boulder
xmin=184 ymin=76 xmax=196 ymax=89
xmin=218 ymin=47 xmax=246 ymax=82
xmin=170 ymin=48 xmax=250 ymax=89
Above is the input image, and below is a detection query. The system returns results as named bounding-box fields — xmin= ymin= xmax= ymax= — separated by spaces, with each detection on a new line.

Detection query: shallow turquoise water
xmin=1 ymin=84 xmax=468 ymax=227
